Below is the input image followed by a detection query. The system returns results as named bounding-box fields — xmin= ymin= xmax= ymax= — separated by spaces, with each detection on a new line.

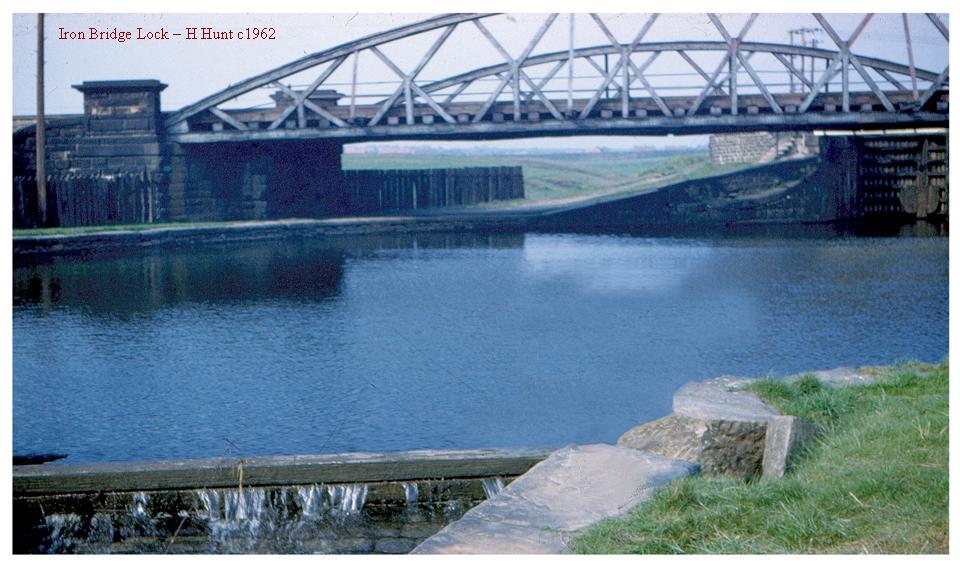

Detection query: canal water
xmin=13 ymin=226 xmax=947 ymax=464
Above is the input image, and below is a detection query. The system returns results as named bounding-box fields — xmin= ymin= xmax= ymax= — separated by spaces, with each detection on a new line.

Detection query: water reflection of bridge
xmin=13 ymin=232 xmax=525 ymax=314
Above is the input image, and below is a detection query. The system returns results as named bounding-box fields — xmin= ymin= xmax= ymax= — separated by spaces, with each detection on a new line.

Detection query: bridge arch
xmin=165 ymin=13 xmax=949 ymax=142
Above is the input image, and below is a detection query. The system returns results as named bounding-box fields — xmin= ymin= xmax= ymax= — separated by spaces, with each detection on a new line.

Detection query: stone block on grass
xmin=761 ymin=415 xmax=819 ymax=480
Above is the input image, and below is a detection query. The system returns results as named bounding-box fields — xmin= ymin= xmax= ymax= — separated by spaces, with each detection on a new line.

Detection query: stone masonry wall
xmin=709 ymin=132 xmax=777 ymax=164
xmin=13 ymin=81 xmax=172 ymax=226
xmin=709 ymin=132 xmax=820 ymax=165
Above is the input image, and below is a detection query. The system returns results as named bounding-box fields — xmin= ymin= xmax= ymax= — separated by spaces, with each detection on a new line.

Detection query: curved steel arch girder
xmin=166 ymin=15 xmax=946 ymax=130
xmin=417 ymin=41 xmax=943 ymax=96
xmin=164 ymin=12 xmax=496 ymax=129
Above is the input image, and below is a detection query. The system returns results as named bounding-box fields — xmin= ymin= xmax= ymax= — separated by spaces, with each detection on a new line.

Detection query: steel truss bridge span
xmin=164 ymin=13 xmax=949 ymax=144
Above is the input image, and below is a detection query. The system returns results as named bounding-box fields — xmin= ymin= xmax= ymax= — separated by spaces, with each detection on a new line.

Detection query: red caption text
xmin=58 ymin=27 xmax=278 ymax=43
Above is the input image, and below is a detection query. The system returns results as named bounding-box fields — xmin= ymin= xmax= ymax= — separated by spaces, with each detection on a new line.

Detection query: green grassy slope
xmin=573 ymin=362 xmax=949 ymax=554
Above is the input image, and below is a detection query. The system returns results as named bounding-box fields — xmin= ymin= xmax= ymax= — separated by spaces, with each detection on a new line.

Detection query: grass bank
xmin=574 ymin=361 xmax=949 ymax=554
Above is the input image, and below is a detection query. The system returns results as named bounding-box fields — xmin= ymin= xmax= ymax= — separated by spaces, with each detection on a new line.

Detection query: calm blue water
xmin=13 ymin=229 xmax=948 ymax=464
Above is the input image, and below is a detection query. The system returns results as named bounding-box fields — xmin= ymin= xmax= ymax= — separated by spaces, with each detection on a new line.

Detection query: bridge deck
xmin=171 ymin=89 xmax=947 ymax=144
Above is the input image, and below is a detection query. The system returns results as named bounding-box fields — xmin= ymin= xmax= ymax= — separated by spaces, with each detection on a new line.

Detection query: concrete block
xmin=600 ymin=109 xmax=614 ymax=118
xmin=414 ymin=445 xmax=697 ymax=554
xmin=212 ymin=122 xmax=223 ymax=132
xmin=761 ymin=415 xmax=819 ymax=480
xmin=527 ymin=111 xmax=540 ymax=122
xmin=421 ymin=115 xmax=435 ymax=125
xmin=457 ymin=114 xmax=471 ymax=123
xmin=860 ymin=104 xmax=874 ymax=112
xmin=387 ymin=116 xmax=401 ymax=125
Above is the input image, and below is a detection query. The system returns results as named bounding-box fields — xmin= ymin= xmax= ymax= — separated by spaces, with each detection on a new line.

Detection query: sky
xmin=10 ymin=10 xmax=950 ymax=149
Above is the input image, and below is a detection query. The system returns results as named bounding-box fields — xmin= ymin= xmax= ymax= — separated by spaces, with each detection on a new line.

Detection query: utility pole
xmin=788 ymin=26 xmax=822 ymax=95
xmin=809 ymin=37 xmax=820 ymax=87
xmin=36 ymin=13 xmax=47 ymax=227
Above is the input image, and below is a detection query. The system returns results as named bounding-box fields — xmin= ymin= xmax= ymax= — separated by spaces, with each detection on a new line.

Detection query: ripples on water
xmin=13 ymin=227 xmax=948 ymax=463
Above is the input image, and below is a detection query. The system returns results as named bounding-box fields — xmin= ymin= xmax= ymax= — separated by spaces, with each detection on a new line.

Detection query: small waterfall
xmin=443 ymin=500 xmax=463 ymax=517
xmin=131 ymin=492 xmax=149 ymax=517
xmin=88 ymin=513 xmax=114 ymax=546
xmin=121 ymin=491 xmax=158 ymax=539
xmin=326 ymin=484 xmax=368 ymax=515
xmin=197 ymin=487 xmax=267 ymax=548
xmin=223 ymin=488 xmax=266 ymax=531
xmin=481 ymin=478 xmax=505 ymax=499
xmin=402 ymin=482 xmax=419 ymax=509
xmin=294 ymin=484 xmax=323 ymax=519
xmin=197 ymin=489 xmax=221 ymax=521
xmin=42 ymin=513 xmax=82 ymax=553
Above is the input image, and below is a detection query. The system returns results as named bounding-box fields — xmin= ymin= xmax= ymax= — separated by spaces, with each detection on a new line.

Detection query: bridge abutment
xmin=167 ymin=140 xmax=346 ymax=221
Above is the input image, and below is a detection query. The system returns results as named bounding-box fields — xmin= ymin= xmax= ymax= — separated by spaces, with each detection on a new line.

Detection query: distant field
xmin=343 ymin=151 xmax=750 ymax=203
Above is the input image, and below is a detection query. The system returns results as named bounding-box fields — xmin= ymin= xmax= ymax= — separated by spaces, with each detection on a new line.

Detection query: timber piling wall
xmin=343 ymin=166 xmax=524 ymax=213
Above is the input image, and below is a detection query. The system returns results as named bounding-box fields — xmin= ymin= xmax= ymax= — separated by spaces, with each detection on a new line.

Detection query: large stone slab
xmin=673 ymin=376 xmax=779 ymax=421
xmin=412 ymin=444 xmax=698 ymax=554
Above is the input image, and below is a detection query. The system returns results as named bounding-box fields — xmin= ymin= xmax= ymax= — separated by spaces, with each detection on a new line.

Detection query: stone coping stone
xmin=673 ymin=375 xmax=780 ymax=422
xmin=413 ymin=444 xmax=699 ymax=554
xmin=13 ymin=447 xmax=552 ymax=496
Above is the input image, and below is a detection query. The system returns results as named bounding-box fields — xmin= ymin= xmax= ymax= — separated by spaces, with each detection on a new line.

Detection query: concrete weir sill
xmin=13 ymin=448 xmax=550 ymax=554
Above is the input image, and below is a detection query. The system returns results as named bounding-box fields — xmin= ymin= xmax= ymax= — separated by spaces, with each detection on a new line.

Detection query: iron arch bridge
xmin=165 ymin=13 xmax=949 ymax=144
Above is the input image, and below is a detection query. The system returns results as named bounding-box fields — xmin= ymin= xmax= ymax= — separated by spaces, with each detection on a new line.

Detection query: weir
xmin=12 ymin=448 xmax=549 ymax=554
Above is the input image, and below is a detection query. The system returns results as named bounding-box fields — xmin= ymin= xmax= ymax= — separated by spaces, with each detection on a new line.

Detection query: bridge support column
xmin=817 ymin=137 xmax=862 ymax=220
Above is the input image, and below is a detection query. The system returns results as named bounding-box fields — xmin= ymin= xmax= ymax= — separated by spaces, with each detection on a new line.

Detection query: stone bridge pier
xmin=37 ymin=80 xmax=349 ymax=223
xmin=167 ymin=139 xmax=346 ymax=221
